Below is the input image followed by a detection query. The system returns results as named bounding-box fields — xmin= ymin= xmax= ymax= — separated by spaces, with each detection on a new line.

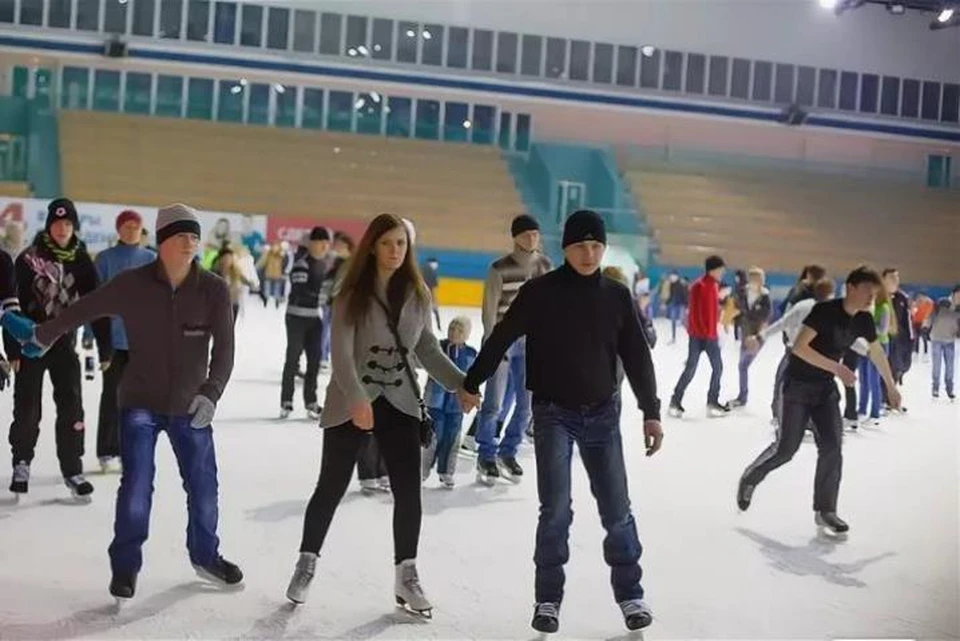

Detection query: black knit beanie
xmin=46 ymin=198 xmax=80 ymax=232
xmin=510 ymin=214 xmax=540 ymax=237
xmin=561 ymin=210 xmax=606 ymax=248
xmin=309 ymin=226 xmax=331 ymax=242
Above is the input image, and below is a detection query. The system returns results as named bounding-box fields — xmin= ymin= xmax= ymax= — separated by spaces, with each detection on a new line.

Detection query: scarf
xmin=40 ymin=232 xmax=80 ymax=263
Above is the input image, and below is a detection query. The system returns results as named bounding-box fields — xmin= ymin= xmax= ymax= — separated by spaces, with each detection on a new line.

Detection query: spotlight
xmin=640 ymin=45 xmax=656 ymax=57
xmin=273 ymin=83 xmax=285 ymax=94
xmin=422 ymin=30 xmax=432 ymax=40
xmin=937 ymin=8 xmax=954 ymax=22
xmin=462 ymin=120 xmax=472 ymax=129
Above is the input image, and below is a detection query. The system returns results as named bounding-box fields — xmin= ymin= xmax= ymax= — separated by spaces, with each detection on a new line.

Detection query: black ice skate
xmin=619 ymin=599 xmax=654 ymax=631
xmin=109 ymin=572 xmax=137 ymax=601
xmin=306 ymin=403 xmax=322 ymax=421
xmin=285 ymin=552 xmax=317 ymax=605
xmin=64 ymin=474 xmax=93 ymax=502
xmin=737 ymin=477 xmax=755 ymax=512
xmin=279 ymin=403 xmax=293 ymax=419
xmin=498 ymin=456 xmax=523 ymax=483
xmin=531 ymin=602 xmax=560 ymax=633
xmin=476 ymin=459 xmax=500 ymax=486
xmin=667 ymin=400 xmax=685 ymax=418
xmin=815 ymin=511 xmax=850 ymax=537
xmin=9 ymin=460 xmax=29 ymax=496
xmin=194 ymin=555 xmax=244 ymax=587
xmin=707 ymin=402 xmax=732 ymax=418
xmin=395 ymin=559 xmax=432 ymax=618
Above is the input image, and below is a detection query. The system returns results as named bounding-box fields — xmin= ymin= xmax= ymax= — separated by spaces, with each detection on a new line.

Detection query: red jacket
xmin=686 ymin=274 xmax=720 ymax=340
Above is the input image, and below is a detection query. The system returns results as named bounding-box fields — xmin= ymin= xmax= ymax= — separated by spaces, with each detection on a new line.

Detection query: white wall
xmin=265 ymin=0 xmax=960 ymax=83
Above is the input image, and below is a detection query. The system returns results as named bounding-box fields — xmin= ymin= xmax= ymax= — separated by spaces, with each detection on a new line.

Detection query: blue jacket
xmin=94 ymin=243 xmax=156 ymax=350
xmin=425 ymin=339 xmax=477 ymax=413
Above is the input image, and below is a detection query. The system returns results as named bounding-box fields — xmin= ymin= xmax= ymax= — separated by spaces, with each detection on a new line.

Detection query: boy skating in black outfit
xmin=738 ymin=266 xmax=901 ymax=535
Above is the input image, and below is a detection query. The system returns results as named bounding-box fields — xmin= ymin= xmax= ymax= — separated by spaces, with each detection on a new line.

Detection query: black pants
xmin=741 ymin=377 xmax=843 ymax=513
xmin=232 ymin=303 xmax=239 ymax=326
xmin=281 ymin=315 xmax=323 ymax=406
xmin=300 ymin=397 xmax=422 ymax=564
xmin=9 ymin=339 xmax=85 ymax=477
xmin=357 ymin=433 xmax=388 ymax=480
xmin=842 ymin=350 xmax=860 ymax=421
xmin=97 ymin=349 xmax=129 ymax=459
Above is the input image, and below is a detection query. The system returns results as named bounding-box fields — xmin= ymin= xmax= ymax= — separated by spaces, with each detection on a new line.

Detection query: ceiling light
xmin=373 ymin=44 xmax=382 ymax=52
xmin=357 ymin=45 xmax=369 ymax=56
xmin=818 ymin=0 xmax=837 ymax=8
xmin=370 ymin=92 xmax=381 ymax=102
xmin=422 ymin=30 xmax=432 ymax=40
xmin=355 ymin=98 xmax=366 ymax=109
xmin=347 ymin=47 xmax=357 ymax=56
xmin=405 ymin=29 xmax=416 ymax=38
xmin=640 ymin=45 xmax=656 ymax=57
xmin=230 ymin=85 xmax=242 ymax=94
xmin=273 ymin=83 xmax=285 ymax=94
xmin=462 ymin=119 xmax=472 ymax=129
xmin=937 ymin=8 xmax=954 ymax=22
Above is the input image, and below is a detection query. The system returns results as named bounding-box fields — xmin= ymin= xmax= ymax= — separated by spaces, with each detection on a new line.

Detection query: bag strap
xmin=374 ymin=296 xmax=426 ymax=415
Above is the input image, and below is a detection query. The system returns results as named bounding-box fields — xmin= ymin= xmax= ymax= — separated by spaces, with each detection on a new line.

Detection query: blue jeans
xmin=320 ymin=304 xmax=332 ymax=363
xmin=932 ymin=340 xmax=955 ymax=395
xmin=858 ymin=351 xmax=882 ymax=419
xmin=109 ymin=409 xmax=220 ymax=575
xmin=737 ymin=343 xmax=758 ymax=404
xmin=423 ymin=408 xmax=464 ymax=477
xmin=667 ymin=303 xmax=685 ymax=342
xmin=531 ymin=395 xmax=643 ymax=604
xmin=476 ymin=338 xmax=530 ymax=462
xmin=498 ymin=368 xmax=517 ymax=424
xmin=672 ymin=338 xmax=723 ymax=406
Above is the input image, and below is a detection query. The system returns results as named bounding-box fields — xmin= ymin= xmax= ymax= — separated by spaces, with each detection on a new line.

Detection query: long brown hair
xmin=873 ymin=282 xmax=898 ymax=336
xmin=337 ymin=214 xmax=430 ymax=324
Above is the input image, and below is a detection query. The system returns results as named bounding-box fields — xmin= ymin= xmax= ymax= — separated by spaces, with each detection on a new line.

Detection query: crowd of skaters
xmin=0 ymin=197 xmax=957 ymax=636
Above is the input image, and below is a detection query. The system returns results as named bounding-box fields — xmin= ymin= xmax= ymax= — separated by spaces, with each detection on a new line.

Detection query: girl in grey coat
xmin=285 ymin=214 xmax=465 ymax=617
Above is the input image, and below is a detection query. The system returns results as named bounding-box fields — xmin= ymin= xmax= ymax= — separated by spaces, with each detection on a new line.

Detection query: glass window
xmin=496 ymin=32 xmax=518 ymax=73
xmin=61 ymin=67 xmax=90 ymax=109
xmin=774 ymin=64 xmax=794 ymax=103
xmin=447 ymin=26 xmax=468 ymax=67
xmin=240 ymin=4 xmax=262 ymax=47
xmin=247 ymin=83 xmax=269 ymax=124
xmin=521 ymin=35 xmax=543 ymax=76
xmin=124 ymin=72 xmax=151 ymax=114
xmin=327 ymin=90 xmax=353 ymax=132
xmin=11 ymin=66 xmax=28 ymax=99
xmin=498 ymin=111 xmax=511 ymax=149
xmin=859 ymin=73 xmax=879 ymax=113
xmin=545 ymin=38 xmax=566 ymax=79
xmin=292 ymin=10 xmax=315 ymax=52
xmin=301 ymin=88 xmax=323 ymax=129
xmin=639 ymin=49 xmax=661 ymax=89
xmin=356 ymin=92 xmax=383 ymax=135
xmin=422 ymin=24 xmax=443 ymax=65
xmin=266 ymin=7 xmax=288 ymax=50
xmin=942 ymin=83 xmax=959 ymax=123
xmin=616 ymin=45 xmax=638 ymax=86
xmin=19 ymin=0 xmax=42 ymax=25
xmin=217 ymin=79 xmax=243 ymax=122
xmin=751 ymin=61 xmax=772 ymax=101
xmin=132 ymin=0 xmax=155 ymax=36
xmin=796 ymin=66 xmax=815 ymax=106
xmin=156 ymin=74 xmax=183 ymax=117
xmin=77 ymin=0 xmax=99 ymax=30
xmin=569 ymin=40 xmax=590 ymax=81
xmin=838 ymin=71 xmax=857 ymax=111
xmin=213 ymin=2 xmax=236 ymax=44
xmin=93 ymin=70 xmax=121 ymax=111
xmin=386 ymin=96 xmax=412 ymax=137
xmin=472 ymin=29 xmax=493 ymax=71
xmin=663 ymin=51 xmax=683 ymax=91
xmin=880 ymin=76 xmax=900 ymax=115
xmin=104 ymin=0 xmax=128 ymax=34
xmin=592 ymin=43 xmax=613 ymax=84
xmin=730 ymin=58 xmax=750 ymax=99
xmin=158 ymin=0 xmax=181 ymax=37
xmin=372 ymin=18 xmax=393 ymax=60
xmin=415 ymin=99 xmax=440 ymax=140
xmin=685 ymin=53 xmax=705 ymax=94
xmin=817 ymin=69 xmax=837 ymax=109
xmin=0 ymin=0 xmax=12 ymax=23
xmin=186 ymin=0 xmax=209 ymax=41
xmin=48 ymin=0 xmax=71 ymax=27
xmin=187 ymin=77 xmax=214 ymax=119
xmin=901 ymin=79 xmax=920 ymax=118
xmin=921 ymin=81 xmax=941 ymax=120
xmin=472 ymin=104 xmax=495 ymax=144
xmin=707 ymin=56 xmax=728 ymax=96
xmin=443 ymin=102 xmax=469 ymax=142
xmin=396 ymin=21 xmax=418 ymax=63
xmin=318 ymin=12 xmax=341 ymax=55
xmin=274 ymin=84 xmax=295 ymax=127
xmin=516 ymin=113 xmax=531 ymax=152
xmin=345 ymin=15 xmax=367 ymax=56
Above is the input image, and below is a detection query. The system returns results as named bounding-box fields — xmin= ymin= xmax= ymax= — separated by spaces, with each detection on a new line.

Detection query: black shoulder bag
xmin=374 ymin=297 xmax=435 ymax=448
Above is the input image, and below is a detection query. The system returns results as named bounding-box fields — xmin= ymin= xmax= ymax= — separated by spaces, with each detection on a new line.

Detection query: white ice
xmin=0 ymin=302 xmax=957 ymax=640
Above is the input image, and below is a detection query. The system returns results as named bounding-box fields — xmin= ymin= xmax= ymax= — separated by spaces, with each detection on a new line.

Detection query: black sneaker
xmin=498 ymin=456 xmax=523 ymax=481
xmin=667 ymin=400 xmax=685 ymax=418
xmin=109 ymin=572 xmax=137 ymax=600
xmin=9 ymin=460 xmax=29 ymax=494
xmin=476 ymin=459 xmax=500 ymax=486
xmin=737 ymin=478 xmax=755 ymax=511
xmin=531 ymin=602 xmax=560 ymax=633
xmin=815 ymin=511 xmax=850 ymax=536
xmin=619 ymin=599 xmax=653 ymax=631
xmin=194 ymin=555 xmax=244 ymax=586
xmin=707 ymin=402 xmax=732 ymax=418
xmin=64 ymin=474 xmax=94 ymax=499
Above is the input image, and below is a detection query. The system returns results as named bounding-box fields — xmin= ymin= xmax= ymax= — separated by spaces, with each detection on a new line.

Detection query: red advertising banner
xmin=266 ymin=216 xmax=368 ymax=245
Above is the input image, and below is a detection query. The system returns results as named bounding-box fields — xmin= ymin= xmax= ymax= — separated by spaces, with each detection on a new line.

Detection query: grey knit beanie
xmin=156 ymin=203 xmax=201 ymax=246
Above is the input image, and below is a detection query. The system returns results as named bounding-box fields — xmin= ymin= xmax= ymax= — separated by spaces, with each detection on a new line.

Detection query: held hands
xmin=0 ymin=312 xmax=47 ymax=360
xmin=350 ymin=401 xmax=374 ymax=431
xmin=187 ymin=394 xmax=217 ymax=429
xmin=643 ymin=420 xmax=664 ymax=457
xmin=457 ymin=388 xmax=482 ymax=414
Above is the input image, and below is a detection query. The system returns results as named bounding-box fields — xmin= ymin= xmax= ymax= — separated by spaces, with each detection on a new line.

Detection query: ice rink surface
xmin=0 ymin=302 xmax=957 ymax=641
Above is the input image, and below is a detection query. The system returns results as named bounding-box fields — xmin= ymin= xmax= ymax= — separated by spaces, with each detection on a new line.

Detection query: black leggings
xmin=299 ymin=397 xmax=422 ymax=564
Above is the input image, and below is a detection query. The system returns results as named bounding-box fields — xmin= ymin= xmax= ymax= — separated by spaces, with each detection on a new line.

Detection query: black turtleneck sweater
xmin=463 ymin=263 xmax=661 ymax=421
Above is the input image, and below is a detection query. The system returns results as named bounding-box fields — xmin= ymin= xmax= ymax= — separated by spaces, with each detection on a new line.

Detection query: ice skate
xmin=193 ymin=555 xmax=244 ymax=587
xmin=99 ymin=456 xmax=121 ymax=474
xmin=9 ymin=460 xmax=29 ymax=497
xmin=736 ymin=477 xmax=755 ymax=512
xmin=531 ymin=602 xmax=560 ymax=633
xmin=667 ymin=401 xmax=684 ymax=418
xmin=461 ymin=435 xmax=478 ymax=452
xmin=394 ymin=559 xmax=432 ymax=618
xmin=815 ymin=511 xmax=850 ymax=538
xmin=498 ymin=456 xmax=523 ymax=483
xmin=438 ymin=473 xmax=455 ymax=489
xmin=476 ymin=459 xmax=500 ymax=486
xmin=279 ymin=403 xmax=293 ymax=419
xmin=359 ymin=478 xmax=379 ymax=495
xmin=844 ymin=417 xmax=859 ymax=430
xmin=707 ymin=402 xmax=732 ymax=418
xmin=728 ymin=398 xmax=747 ymax=409
xmin=285 ymin=552 xmax=317 ymax=605
xmin=932 ymin=390 xmax=940 ymax=399
xmin=109 ymin=573 xmax=137 ymax=602
xmin=619 ymin=598 xmax=654 ymax=631
xmin=376 ymin=475 xmax=391 ymax=492
xmin=63 ymin=474 xmax=93 ymax=502
xmin=306 ymin=403 xmax=322 ymax=421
